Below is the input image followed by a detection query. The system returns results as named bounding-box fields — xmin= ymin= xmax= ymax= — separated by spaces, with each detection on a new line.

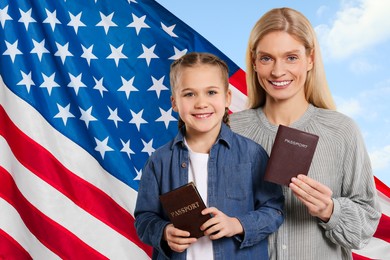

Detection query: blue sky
xmin=157 ymin=0 xmax=390 ymax=187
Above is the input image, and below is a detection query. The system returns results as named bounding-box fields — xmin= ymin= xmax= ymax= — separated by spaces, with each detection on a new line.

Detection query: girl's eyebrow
xmin=179 ymin=88 xmax=194 ymax=93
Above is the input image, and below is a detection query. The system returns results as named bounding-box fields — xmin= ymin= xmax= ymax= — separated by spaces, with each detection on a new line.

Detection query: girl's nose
xmin=194 ymin=95 xmax=208 ymax=108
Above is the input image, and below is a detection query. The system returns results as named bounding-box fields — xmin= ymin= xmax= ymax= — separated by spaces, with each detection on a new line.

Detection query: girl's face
xmin=171 ymin=64 xmax=231 ymax=139
xmin=254 ymin=31 xmax=313 ymax=104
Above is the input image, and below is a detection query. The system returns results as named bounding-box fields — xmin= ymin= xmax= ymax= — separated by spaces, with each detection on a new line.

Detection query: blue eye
xmin=287 ymin=56 xmax=298 ymax=62
xmin=260 ymin=56 xmax=271 ymax=62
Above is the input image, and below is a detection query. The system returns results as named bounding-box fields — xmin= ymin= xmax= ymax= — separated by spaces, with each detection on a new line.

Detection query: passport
xmin=264 ymin=125 xmax=319 ymax=186
xmin=159 ymin=182 xmax=211 ymax=238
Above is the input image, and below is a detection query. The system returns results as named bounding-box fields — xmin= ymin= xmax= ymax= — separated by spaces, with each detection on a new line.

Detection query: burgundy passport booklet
xmin=264 ymin=125 xmax=319 ymax=186
xmin=159 ymin=182 xmax=211 ymax=238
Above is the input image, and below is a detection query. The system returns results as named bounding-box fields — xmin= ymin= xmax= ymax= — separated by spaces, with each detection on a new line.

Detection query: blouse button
xmin=181 ymin=162 xmax=187 ymax=168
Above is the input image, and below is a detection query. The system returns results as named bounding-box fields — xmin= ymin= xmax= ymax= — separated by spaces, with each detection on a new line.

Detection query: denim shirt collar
xmin=170 ymin=123 xmax=232 ymax=150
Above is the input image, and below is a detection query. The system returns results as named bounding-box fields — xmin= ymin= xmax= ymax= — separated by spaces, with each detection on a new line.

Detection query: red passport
xmin=159 ymin=182 xmax=211 ymax=238
xmin=264 ymin=125 xmax=319 ymax=186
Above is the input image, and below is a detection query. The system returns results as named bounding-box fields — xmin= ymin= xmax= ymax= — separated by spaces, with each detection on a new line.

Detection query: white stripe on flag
xmin=0 ymin=137 xmax=148 ymax=259
xmin=229 ymin=83 xmax=247 ymax=113
xmin=352 ymin=236 xmax=390 ymax=259
xmin=0 ymin=198 xmax=59 ymax=259
xmin=378 ymin=189 xmax=390 ymax=217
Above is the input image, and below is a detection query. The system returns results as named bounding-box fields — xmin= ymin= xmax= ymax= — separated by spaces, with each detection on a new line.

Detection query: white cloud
xmin=334 ymin=83 xmax=390 ymax=121
xmin=349 ymin=59 xmax=378 ymax=74
xmin=315 ymin=0 xmax=390 ymax=60
xmin=316 ymin=5 xmax=329 ymax=18
xmin=335 ymin=96 xmax=362 ymax=118
xmin=370 ymin=145 xmax=390 ymax=171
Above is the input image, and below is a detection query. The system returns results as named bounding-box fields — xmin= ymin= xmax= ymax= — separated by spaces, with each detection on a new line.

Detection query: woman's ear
xmin=307 ymin=49 xmax=314 ymax=71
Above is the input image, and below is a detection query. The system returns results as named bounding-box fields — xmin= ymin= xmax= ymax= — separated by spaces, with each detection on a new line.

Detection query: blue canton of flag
xmin=0 ymin=0 xmax=244 ymax=258
xmin=0 ymin=0 xmax=240 ymax=189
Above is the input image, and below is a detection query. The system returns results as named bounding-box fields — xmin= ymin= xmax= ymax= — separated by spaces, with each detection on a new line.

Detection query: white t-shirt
xmin=185 ymin=139 xmax=214 ymax=260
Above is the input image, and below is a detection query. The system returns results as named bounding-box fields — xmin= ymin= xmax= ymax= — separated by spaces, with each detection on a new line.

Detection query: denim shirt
xmin=134 ymin=124 xmax=284 ymax=260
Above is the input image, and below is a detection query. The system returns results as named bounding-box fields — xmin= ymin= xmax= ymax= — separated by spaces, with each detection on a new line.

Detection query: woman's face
xmin=253 ymin=31 xmax=313 ymax=104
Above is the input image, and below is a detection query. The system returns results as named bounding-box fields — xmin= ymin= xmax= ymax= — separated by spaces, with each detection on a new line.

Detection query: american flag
xmin=0 ymin=0 xmax=388 ymax=259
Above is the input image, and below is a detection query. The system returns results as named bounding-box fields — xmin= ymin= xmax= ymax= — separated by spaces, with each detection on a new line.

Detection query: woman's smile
xmin=269 ymin=80 xmax=292 ymax=88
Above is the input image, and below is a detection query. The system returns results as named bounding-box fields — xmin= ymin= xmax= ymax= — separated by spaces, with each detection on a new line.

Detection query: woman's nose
xmin=271 ymin=60 xmax=286 ymax=77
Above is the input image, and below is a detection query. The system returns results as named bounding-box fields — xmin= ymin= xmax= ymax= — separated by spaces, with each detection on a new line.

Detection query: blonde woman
xmin=230 ymin=7 xmax=381 ymax=260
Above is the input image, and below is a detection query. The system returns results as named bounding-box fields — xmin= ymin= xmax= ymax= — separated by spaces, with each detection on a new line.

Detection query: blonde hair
xmin=169 ymin=52 xmax=230 ymax=128
xmin=246 ymin=7 xmax=336 ymax=110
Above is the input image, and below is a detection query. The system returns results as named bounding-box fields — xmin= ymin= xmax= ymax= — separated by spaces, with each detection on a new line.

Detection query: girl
xmin=135 ymin=52 xmax=284 ymax=260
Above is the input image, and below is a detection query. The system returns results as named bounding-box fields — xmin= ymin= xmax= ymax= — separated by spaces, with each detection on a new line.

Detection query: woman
xmin=230 ymin=7 xmax=381 ymax=260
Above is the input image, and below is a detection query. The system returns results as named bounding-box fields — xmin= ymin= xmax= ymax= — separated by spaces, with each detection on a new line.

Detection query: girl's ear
xmin=171 ymin=96 xmax=178 ymax=112
xmin=225 ymin=89 xmax=232 ymax=107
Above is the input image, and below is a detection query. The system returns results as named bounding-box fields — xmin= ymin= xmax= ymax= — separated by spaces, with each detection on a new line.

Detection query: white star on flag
xmin=3 ymin=40 xmax=22 ymax=62
xmin=31 ymin=39 xmax=50 ymax=61
xmin=127 ymin=14 xmax=150 ymax=35
xmin=43 ymin=9 xmax=61 ymax=30
xmin=18 ymin=8 xmax=36 ymax=29
xmin=138 ymin=44 xmax=158 ymax=66
xmin=148 ymin=76 xmax=169 ymax=98
xmin=156 ymin=107 xmax=177 ymax=129
xmin=68 ymin=12 xmax=86 ymax=34
xmin=97 ymin=12 xmax=117 ymax=34
xmin=54 ymin=103 xmax=75 ymax=125
xmin=94 ymin=136 xmax=114 ymax=159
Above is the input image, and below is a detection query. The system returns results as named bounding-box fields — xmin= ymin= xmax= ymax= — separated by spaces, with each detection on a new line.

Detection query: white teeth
xmin=271 ymin=81 xmax=290 ymax=86
xmin=195 ymin=114 xmax=210 ymax=118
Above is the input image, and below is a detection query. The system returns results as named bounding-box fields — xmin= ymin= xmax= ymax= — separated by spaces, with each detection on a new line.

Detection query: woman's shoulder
xmin=315 ymin=107 xmax=356 ymax=124
xmin=230 ymin=108 xmax=258 ymax=121
xmin=313 ymin=107 xmax=361 ymax=136
xmin=230 ymin=108 xmax=261 ymax=131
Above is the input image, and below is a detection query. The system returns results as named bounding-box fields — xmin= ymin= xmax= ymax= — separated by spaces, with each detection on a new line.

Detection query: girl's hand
xmin=290 ymin=174 xmax=334 ymax=222
xmin=163 ymin=224 xmax=197 ymax=252
xmin=200 ymin=207 xmax=244 ymax=240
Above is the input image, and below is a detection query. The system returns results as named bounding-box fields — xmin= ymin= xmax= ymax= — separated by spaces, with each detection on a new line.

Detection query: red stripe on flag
xmin=373 ymin=176 xmax=390 ymax=243
xmin=229 ymin=68 xmax=247 ymax=95
xmin=0 ymin=229 xmax=32 ymax=260
xmin=352 ymin=253 xmax=372 ymax=260
xmin=375 ymin=176 xmax=390 ymax=198
xmin=374 ymin=214 xmax=390 ymax=243
xmin=0 ymin=106 xmax=152 ymax=257
xmin=0 ymin=167 xmax=107 ymax=259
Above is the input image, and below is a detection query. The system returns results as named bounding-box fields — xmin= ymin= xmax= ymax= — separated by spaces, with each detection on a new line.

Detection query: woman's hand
xmin=289 ymin=174 xmax=334 ymax=222
xmin=200 ymin=207 xmax=244 ymax=240
xmin=163 ymin=224 xmax=197 ymax=252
